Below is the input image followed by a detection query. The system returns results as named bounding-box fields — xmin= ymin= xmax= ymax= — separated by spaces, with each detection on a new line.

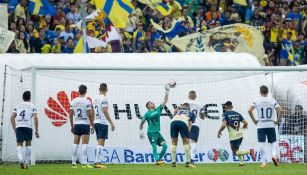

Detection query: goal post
xmin=1 ymin=66 xmax=306 ymax=164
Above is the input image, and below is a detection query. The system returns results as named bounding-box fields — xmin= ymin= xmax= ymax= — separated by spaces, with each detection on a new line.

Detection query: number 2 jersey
xmin=93 ymin=95 xmax=109 ymax=125
xmin=13 ymin=102 xmax=37 ymax=129
xmin=251 ymin=96 xmax=280 ymax=129
xmin=222 ymin=110 xmax=244 ymax=141
xmin=70 ymin=97 xmax=92 ymax=125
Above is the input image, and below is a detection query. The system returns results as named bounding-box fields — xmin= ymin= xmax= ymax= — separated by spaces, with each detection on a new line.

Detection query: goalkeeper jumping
xmin=139 ymin=83 xmax=171 ymax=165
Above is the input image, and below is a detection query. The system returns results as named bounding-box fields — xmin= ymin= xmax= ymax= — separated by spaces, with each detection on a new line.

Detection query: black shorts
xmin=170 ymin=121 xmax=189 ymax=139
xmin=257 ymin=128 xmax=276 ymax=143
xmin=16 ymin=127 xmax=33 ymax=143
xmin=230 ymin=137 xmax=243 ymax=152
xmin=73 ymin=124 xmax=90 ymax=136
xmin=189 ymin=125 xmax=200 ymax=142
xmin=94 ymin=123 xmax=108 ymax=140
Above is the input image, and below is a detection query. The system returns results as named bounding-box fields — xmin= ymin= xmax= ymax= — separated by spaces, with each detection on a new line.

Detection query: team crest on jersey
xmin=45 ymin=91 xmax=92 ymax=127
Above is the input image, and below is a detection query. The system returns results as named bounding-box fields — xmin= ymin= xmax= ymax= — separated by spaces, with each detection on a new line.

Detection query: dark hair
xmin=23 ymin=91 xmax=31 ymax=101
xmin=260 ymin=85 xmax=269 ymax=94
xmin=225 ymin=101 xmax=233 ymax=108
xmin=181 ymin=103 xmax=190 ymax=110
xmin=99 ymin=83 xmax=107 ymax=92
xmin=79 ymin=84 xmax=87 ymax=95
xmin=18 ymin=32 xmax=29 ymax=50
xmin=295 ymin=105 xmax=303 ymax=110
xmin=145 ymin=101 xmax=151 ymax=109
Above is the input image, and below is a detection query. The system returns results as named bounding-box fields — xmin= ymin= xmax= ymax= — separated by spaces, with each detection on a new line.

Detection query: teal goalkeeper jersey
xmin=142 ymin=105 xmax=163 ymax=133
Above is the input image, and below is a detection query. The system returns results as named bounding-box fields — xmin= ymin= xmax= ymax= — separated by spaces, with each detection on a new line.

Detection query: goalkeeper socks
xmin=236 ymin=150 xmax=250 ymax=156
xmin=271 ymin=142 xmax=277 ymax=158
xmin=151 ymin=143 xmax=159 ymax=161
xmin=190 ymin=143 xmax=197 ymax=161
xmin=259 ymin=142 xmax=267 ymax=163
xmin=95 ymin=145 xmax=103 ymax=163
xmin=17 ymin=146 xmax=24 ymax=163
xmin=25 ymin=146 xmax=32 ymax=164
xmin=81 ymin=144 xmax=88 ymax=165
xmin=171 ymin=145 xmax=177 ymax=163
xmin=158 ymin=143 xmax=168 ymax=160
xmin=72 ymin=144 xmax=78 ymax=165
xmin=183 ymin=144 xmax=190 ymax=163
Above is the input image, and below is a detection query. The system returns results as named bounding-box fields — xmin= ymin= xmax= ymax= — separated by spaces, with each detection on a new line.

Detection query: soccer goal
xmin=1 ymin=66 xmax=306 ymax=164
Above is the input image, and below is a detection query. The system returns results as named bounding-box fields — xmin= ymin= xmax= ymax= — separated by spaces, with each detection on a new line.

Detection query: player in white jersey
xmin=69 ymin=85 xmax=94 ymax=168
xmin=92 ymin=83 xmax=115 ymax=168
xmin=171 ymin=103 xmax=196 ymax=168
xmin=248 ymin=85 xmax=283 ymax=168
xmin=10 ymin=91 xmax=39 ymax=169
xmin=186 ymin=91 xmax=205 ymax=167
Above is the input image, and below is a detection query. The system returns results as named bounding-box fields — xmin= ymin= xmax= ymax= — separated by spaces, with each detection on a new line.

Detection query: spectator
xmin=7 ymin=41 xmax=19 ymax=53
xmin=15 ymin=32 xmax=30 ymax=53
xmin=250 ymin=8 xmax=265 ymax=26
xmin=205 ymin=3 xmax=220 ymax=21
xmin=123 ymin=39 xmax=134 ymax=53
xmin=63 ymin=38 xmax=75 ymax=53
xmin=66 ymin=4 xmax=81 ymax=24
xmin=280 ymin=32 xmax=294 ymax=66
xmin=288 ymin=105 xmax=306 ymax=135
xmin=9 ymin=22 xmax=18 ymax=35
xmin=179 ymin=8 xmax=194 ymax=28
xmin=59 ymin=23 xmax=74 ymax=44
xmin=132 ymin=23 xmax=145 ymax=50
xmin=51 ymin=38 xmax=63 ymax=53
xmin=293 ymin=40 xmax=304 ymax=65
xmin=32 ymin=29 xmax=46 ymax=53
xmin=14 ymin=0 xmax=27 ymax=21
xmin=41 ymin=39 xmax=51 ymax=53
xmin=169 ymin=0 xmax=182 ymax=19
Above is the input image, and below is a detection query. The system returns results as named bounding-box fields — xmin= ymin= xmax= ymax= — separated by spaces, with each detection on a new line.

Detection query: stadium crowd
xmin=3 ymin=0 xmax=307 ymax=66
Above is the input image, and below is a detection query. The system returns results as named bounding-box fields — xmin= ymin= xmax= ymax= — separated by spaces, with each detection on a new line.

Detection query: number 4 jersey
xmin=251 ymin=96 xmax=280 ymax=129
xmin=13 ymin=102 xmax=37 ymax=129
xmin=70 ymin=97 xmax=92 ymax=125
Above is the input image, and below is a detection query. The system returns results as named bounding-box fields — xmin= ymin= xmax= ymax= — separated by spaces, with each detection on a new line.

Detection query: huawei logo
xmin=45 ymin=91 xmax=81 ymax=127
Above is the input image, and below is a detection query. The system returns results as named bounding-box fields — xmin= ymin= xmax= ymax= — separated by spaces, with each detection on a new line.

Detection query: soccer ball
xmin=168 ymin=80 xmax=176 ymax=88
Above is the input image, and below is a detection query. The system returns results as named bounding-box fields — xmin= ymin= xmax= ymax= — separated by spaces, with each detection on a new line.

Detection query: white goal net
xmin=1 ymin=66 xmax=306 ymax=164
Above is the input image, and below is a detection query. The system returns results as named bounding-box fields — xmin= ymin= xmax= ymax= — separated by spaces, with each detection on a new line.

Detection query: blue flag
xmin=28 ymin=0 xmax=56 ymax=16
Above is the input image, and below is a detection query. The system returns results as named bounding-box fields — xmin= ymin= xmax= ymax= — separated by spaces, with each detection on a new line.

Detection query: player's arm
xmin=33 ymin=113 xmax=39 ymax=138
xmin=161 ymin=87 xmax=170 ymax=107
xmin=275 ymin=106 xmax=284 ymax=125
xmin=10 ymin=112 xmax=17 ymax=133
xmin=103 ymin=106 xmax=115 ymax=131
xmin=217 ymin=120 xmax=227 ymax=138
xmin=88 ymin=108 xmax=94 ymax=133
xmin=248 ymin=105 xmax=258 ymax=125
xmin=69 ymin=109 xmax=74 ymax=133
xmin=139 ymin=116 xmax=146 ymax=139
xmin=242 ymin=119 xmax=248 ymax=129
xmin=200 ymin=107 xmax=205 ymax=120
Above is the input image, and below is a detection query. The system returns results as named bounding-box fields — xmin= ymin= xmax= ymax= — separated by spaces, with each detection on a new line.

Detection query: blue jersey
xmin=223 ymin=110 xmax=244 ymax=140
xmin=172 ymin=108 xmax=196 ymax=125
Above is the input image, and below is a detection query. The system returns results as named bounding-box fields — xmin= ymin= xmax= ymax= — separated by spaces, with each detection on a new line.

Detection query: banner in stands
xmin=1 ymin=68 xmax=269 ymax=163
xmin=0 ymin=4 xmax=8 ymax=29
xmin=0 ymin=27 xmax=15 ymax=53
xmin=171 ymin=24 xmax=265 ymax=65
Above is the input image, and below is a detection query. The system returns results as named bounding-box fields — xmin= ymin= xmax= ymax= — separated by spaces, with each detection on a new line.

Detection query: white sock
xmin=259 ymin=142 xmax=267 ymax=163
xmin=82 ymin=144 xmax=88 ymax=165
xmin=271 ymin=142 xmax=277 ymax=158
xmin=25 ymin=146 xmax=31 ymax=164
xmin=17 ymin=146 xmax=24 ymax=164
xmin=190 ymin=143 xmax=197 ymax=161
xmin=72 ymin=144 xmax=78 ymax=165
xmin=95 ymin=145 xmax=103 ymax=163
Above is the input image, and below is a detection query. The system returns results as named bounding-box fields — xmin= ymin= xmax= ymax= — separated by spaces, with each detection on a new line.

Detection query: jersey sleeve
xmin=251 ymin=100 xmax=257 ymax=107
xmin=156 ymin=105 xmax=163 ymax=113
xmin=222 ymin=114 xmax=226 ymax=121
xmin=238 ymin=113 xmax=244 ymax=122
xmin=32 ymin=105 xmax=37 ymax=114
xmin=274 ymin=100 xmax=281 ymax=109
xmin=13 ymin=107 xmax=17 ymax=113
xmin=86 ymin=100 xmax=93 ymax=110
xmin=141 ymin=113 xmax=148 ymax=122
xmin=101 ymin=98 xmax=109 ymax=108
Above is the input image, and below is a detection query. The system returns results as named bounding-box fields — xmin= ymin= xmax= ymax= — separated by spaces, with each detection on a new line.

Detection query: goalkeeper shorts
xmin=147 ymin=132 xmax=166 ymax=146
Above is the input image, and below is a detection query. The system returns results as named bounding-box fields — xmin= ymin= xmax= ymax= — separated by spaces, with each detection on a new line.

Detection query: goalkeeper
xmin=139 ymin=84 xmax=171 ymax=165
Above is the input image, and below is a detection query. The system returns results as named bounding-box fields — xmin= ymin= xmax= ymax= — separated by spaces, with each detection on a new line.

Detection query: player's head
xmin=146 ymin=101 xmax=155 ymax=110
xmin=79 ymin=84 xmax=87 ymax=95
xmin=260 ymin=85 xmax=269 ymax=96
xmin=99 ymin=83 xmax=108 ymax=93
xmin=188 ymin=90 xmax=197 ymax=100
xmin=224 ymin=101 xmax=233 ymax=110
xmin=22 ymin=91 xmax=31 ymax=101
xmin=181 ymin=103 xmax=190 ymax=110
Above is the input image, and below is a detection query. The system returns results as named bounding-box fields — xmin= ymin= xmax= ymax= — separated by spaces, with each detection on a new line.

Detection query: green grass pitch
xmin=1 ymin=163 xmax=307 ymax=175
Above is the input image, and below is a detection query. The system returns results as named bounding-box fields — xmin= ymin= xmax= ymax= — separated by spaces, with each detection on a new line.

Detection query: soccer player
xmin=93 ymin=83 xmax=115 ymax=168
xmin=217 ymin=101 xmax=256 ymax=166
xmin=70 ymin=85 xmax=94 ymax=168
xmin=171 ymin=103 xmax=196 ymax=168
xmin=139 ymin=85 xmax=170 ymax=165
xmin=186 ymin=90 xmax=205 ymax=167
xmin=248 ymin=85 xmax=283 ymax=168
xmin=10 ymin=91 xmax=39 ymax=169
